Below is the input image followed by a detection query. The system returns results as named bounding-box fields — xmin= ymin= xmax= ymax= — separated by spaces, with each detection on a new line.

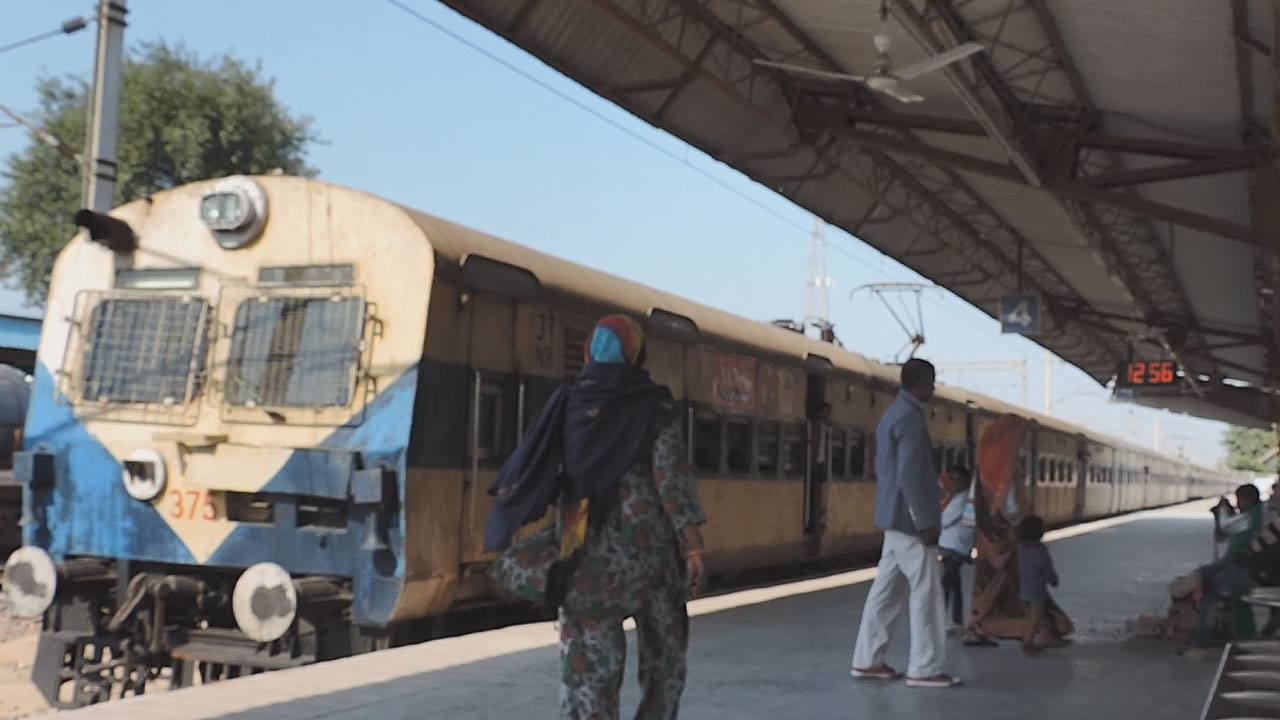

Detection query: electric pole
xmin=1043 ymin=349 xmax=1052 ymax=415
xmin=82 ymin=0 xmax=127 ymax=212
xmin=804 ymin=217 xmax=833 ymax=340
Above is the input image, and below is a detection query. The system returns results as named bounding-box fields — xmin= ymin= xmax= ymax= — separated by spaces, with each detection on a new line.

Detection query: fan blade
xmin=753 ymin=59 xmax=865 ymax=83
xmin=882 ymin=84 xmax=925 ymax=103
xmin=893 ymin=41 xmax=984 ymax=81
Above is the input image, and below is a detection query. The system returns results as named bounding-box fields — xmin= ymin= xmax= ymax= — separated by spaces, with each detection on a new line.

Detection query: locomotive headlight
xmin=232 ymin=562 xmax=298 ymax=642
xmin=121 ymin=448 xmax=166 ymax=501
xmin=199 ymin=176 xmax=267 ymax=250
xmin=3 ymin=547 xmax=57 ymax=618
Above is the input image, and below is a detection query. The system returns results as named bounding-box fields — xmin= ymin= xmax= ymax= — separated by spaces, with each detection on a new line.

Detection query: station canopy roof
xmin=441 ymin=0 xmax=1280 ymax=429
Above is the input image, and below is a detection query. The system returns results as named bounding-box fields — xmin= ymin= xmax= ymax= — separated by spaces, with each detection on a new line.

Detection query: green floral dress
xmin=493 ymin=419 xmax=706 ymax=720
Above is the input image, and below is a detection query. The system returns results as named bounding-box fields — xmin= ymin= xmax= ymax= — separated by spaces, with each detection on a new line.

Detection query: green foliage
xmin=1223 ymin=425 xmax=1277 ymax=473
xmin=0 ymin=42 xmax=317 ymax=301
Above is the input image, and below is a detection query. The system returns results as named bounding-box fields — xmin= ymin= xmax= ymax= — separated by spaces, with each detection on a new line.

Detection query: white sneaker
xmin=906 ymin=674 xmax=962 ymax=688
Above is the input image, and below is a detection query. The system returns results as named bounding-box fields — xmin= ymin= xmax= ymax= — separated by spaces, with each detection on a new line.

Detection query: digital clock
xmin=1116 ymin=360 xmax=1179 ymax=388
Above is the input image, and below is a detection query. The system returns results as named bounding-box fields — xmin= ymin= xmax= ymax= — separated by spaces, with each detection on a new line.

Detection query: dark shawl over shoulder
xmin=483 ymin=363 xmax=675 ymax=552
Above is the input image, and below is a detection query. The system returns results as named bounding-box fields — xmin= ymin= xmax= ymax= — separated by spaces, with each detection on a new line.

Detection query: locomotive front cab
xmin=2 ymin=176 xmax=431 ymax=705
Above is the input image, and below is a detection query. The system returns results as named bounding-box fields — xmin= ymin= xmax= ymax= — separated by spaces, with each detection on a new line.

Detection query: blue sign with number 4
xmin=999 ymin=293 xmax=1041 ymax=335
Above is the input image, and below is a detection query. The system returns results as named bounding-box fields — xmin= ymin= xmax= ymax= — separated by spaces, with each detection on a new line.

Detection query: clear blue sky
xmin=0 ymin=0 xmax=1243 ymax=466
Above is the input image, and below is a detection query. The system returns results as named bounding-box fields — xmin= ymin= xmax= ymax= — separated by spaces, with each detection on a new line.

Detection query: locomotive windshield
xmin=224 ymin=294 xmax=365 ymax=408
xmin=80 ymin=297 xmax=210 ymax=405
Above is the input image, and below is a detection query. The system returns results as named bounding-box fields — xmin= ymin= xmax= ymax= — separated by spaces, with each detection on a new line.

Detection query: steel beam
xmin=1049 ymin=182 xmax=1262 ymax=246
xmin=1078 ymin=132 xmax=1264 ymax=160
xmin=1233 ymin=0 xmax=1257 ymax=144
xmin=654 ymin=33 xmax=717 ymax=121
xmin=1086 ymin=154 xmax=1258 ymax=189
xmin=807 ymin=108 xmax=1266 ymax=246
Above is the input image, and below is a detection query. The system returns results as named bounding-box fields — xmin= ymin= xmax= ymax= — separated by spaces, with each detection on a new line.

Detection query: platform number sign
xmin=999 ymin=293 xmax=1041 ymax=336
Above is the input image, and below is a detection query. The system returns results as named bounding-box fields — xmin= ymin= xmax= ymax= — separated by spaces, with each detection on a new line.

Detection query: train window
xmin=830 ymin=427 xmax=847 ymax=478
xmin=932 ymin=447 xmax=943 ymax=475
xmin=693 ymin=411 xmax=722 ymax=473
xmin=782 ymin=423 xmax=806 ymax=478
xmin=849 ymin=431 xmax=867 ymax=479
xmin=726 ymin=418 xmax=752 ymax=474
xmin=476 ymin=380 xmax=506 ymax=468
xmin=408 ymin=360 xmax=469 ymax=469
xmin=757 ymin=421 xmax=780 ymax=476
xmin=225 ymin=295 xmax=365 ymax=408
xmin=81 ymin=297 xmax=210 ymax=405
xmin=1038 ymin=458 xmax=1047 ymax=484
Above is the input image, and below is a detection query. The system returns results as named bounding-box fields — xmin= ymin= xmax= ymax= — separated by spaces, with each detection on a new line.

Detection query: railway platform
xmin=34 ymin=501 xmax=1226 ymax=719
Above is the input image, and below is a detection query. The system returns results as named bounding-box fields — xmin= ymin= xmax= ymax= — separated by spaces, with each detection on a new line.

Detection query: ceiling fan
xmin=754 ymin=1 xmax=983 ymax=104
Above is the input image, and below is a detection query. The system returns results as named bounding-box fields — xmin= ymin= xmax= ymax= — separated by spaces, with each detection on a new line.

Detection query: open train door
xmin=802 ymin=368 xmax=828 ymax=541
xmin=1072 ymin=435 xmax=1089 ymax=520
xmin=1025 ymin=421 xmax=1039 ymax=514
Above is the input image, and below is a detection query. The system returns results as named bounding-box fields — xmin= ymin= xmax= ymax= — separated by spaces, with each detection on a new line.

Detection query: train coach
xmin=0 ymin=175 xmax=1243 ymax=706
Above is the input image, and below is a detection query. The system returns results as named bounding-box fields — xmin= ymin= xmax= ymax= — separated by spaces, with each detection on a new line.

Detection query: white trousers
xmin=851 ymin=529 xmax=947 ymax=678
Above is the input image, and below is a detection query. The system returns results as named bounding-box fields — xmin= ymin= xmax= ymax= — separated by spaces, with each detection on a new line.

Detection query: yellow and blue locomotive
xmin=1 ymin=175 xmax=1242 ymax=706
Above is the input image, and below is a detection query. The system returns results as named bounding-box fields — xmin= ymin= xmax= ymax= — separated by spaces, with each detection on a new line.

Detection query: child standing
xmin=939 ymin=464 xmax=975 ymax=634
xmin=1016 ymin=515 xmax=1059 ymax=656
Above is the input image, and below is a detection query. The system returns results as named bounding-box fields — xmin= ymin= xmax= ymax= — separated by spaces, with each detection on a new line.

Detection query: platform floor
xmin=40 ymin=502 xmax=1225 ymax=719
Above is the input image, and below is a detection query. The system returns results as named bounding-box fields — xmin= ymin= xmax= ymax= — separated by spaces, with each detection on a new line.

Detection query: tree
xmin=0 ymin=42 xmax=317 ymax=301
xmin=1223 ymin=425 xmax=1277 ymax=473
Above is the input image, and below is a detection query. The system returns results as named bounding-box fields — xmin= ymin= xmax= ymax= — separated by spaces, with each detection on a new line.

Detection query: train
xmin=0 ymin=175 xmax=1244 ymax=707
xmin=0 ymin=363 xmax=31 ymax=561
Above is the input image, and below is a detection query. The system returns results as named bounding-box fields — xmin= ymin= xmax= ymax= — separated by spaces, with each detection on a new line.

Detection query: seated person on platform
xmin=1185 ymin=484 xmax=1265 ymax=650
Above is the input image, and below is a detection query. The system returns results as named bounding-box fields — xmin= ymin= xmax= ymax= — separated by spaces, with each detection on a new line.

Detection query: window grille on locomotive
xmin=79 ymin=297 xmax=211 ymax=405
xmin=224 ymin=295 xmax=365 ymax=408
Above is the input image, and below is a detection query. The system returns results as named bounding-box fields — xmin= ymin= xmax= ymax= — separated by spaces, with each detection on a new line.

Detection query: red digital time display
xmin=1119 ymin=360 xmax=1178 ymax=387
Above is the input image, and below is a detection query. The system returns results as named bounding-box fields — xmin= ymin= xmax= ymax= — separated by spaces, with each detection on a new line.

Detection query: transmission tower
xmin=804 ymin=217 xmax=833 ymax=340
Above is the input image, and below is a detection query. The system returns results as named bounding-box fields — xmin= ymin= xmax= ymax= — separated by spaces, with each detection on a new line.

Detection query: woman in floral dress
xmin=489 ymin=314 xmax=708 ymax=720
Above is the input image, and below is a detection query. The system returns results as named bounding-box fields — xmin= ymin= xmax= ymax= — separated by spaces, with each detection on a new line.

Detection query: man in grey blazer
xmin=850 ymin=358 xmax=959 ymax=688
